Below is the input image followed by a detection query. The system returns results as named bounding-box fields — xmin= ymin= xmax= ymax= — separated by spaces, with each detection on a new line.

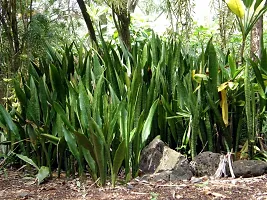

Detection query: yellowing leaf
xmin=220 ymin=89 xmax=228 ymax=126
xmin=225 ymin=0 xmax=245 ymax=18
xmin=218 ymin=82 xmax=228 ymax=92
xmin=228 ymin=81 xmax=239 ymax=90
xmin=193 ymin=74 xmax=208 ymax=83
xmin=192 ymin=70 xmax=196 ymax=79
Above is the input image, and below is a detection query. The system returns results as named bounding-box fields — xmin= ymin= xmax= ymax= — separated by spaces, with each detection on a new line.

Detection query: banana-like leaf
xmin=62 ymin=126 xmax=80 ymax=164
xmin=14 ymin=80 xmax=26 ymax=107
xmin=29 ymin=64 xmax=41 ymax=82
xmin=38 ymin=76 xmax=50 ymax=124
xmin=16 ymin=154 xmax=39 ymax=170
xmin=142 ymin=43 xmax=148 ymax=67
xmin=53 ymin=102 xmax=75 ymax=132
xmin=151 ymin=32 xmax=159 ymax=66
xmin=78 ymin=81 xmax=90 ymax=130
xmin=249 ymin=58 xmax=266 ymax=99
xmin=81 ymin=147 xmax=97 ymax=180
xmin=72 ymin=131 xmax=93 ymax=152
xmin=26 ymin=124 xmax=38 ymax=150
xmin=88 ymin=120 xmax=106 ymax=186
xmin=112 ymin=139 xmax=126 ymax=186
xmin=142 ymin=99 xmax=159 ymax=144
xmin=93 ymin=54 xmax=103 ymax=80
xmin=49 ymin=64 xmax=66 ymax=104
xmin=205 ymin=38 xmax=219 ymax=101
xmin=0 ymin=105 xmax=19 ymax=137
xmin=26 ymin=77 xmax=40 ymax=124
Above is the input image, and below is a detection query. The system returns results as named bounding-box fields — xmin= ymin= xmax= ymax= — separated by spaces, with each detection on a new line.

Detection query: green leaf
xmin=142 ymin=99 xmax=159 ymax=144
xmin=53 ymin=102 xmax=75 ymax=132
xmin=93 ymin=54 xmax=103 ymax=80
xmin=40 ymin=134 xmax=60 ymax=144
xmin=37 ymin=166 xmax=50 ymax=185
xmin=249 ymin=58 xmax=266 ymax=99
xmin=62 ymin=126 xmax=80 ymax=161
xmin=14 ymin=80 xmax=26 ymax=107
xmin=16 ymin=154 xmax=39 ymax=170
xmin=228 ymin=54 xmax=236 ymax=79
xmin=205 ymin=38 xmax=219 ymax=101
xmin=88 ymin=117 xmax=106 ymax=142
xmin=38 ymin=75 xmax=50 ymax=123
xmin=49 ymin=64 xmax=66 ymax=103
xmin=242 ymin=0 xmax=254 ymax=8
xmin=72 ymin=131 xmax=93 ymax=151
xmin=0 ymin=105 xmax=19 ymax=137
xmin=142 ymin=43 xmax=148 ymax=67
xmin=26 ymin=77 xmax=40 ymax=124
xmin=112 ymin=139 xmax=126 ymax=186
xmin=81 ymin=147 xmax=97 ymax=180
xmin=78 ymin=81 xmax=90 ymax=130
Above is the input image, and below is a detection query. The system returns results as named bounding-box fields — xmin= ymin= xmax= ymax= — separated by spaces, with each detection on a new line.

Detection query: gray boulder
xmin=232 ymin=160 xmax=267 ymax=178
xmin=139 ymin=138 xmax=192 ymax=181
xmin=190 ymin=151 xmax=221 ymax=176
xmin=139 ymin=138 xmax=165 ymax=173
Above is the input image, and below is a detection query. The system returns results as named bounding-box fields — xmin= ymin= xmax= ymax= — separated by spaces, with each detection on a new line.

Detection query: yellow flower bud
xmin=225 ymin=0 xmax=245 ymax=18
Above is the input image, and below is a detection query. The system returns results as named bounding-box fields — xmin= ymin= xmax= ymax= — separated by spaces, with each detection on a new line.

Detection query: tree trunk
xmin=76 ymin=0 xmax=98 ymax=46
xmin=112 ymin=0 xmax=139 ymax=51
xmin=250 ymin=16 xmax=263 ymax=60
xmin=0 ymin=0 xmax=20 ymax=72
xmin=249 ymin=16 xmax=263 ymax=159
xmin=116 ymin=10 xmax=131 ymax=50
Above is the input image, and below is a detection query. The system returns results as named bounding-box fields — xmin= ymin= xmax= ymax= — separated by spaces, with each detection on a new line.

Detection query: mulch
xmin=0 ymin=168 xmax=267 ymax=199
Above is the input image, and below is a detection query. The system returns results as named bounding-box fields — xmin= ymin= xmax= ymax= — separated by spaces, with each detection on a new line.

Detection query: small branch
xmin=227 ymin=152 xmax=235 ymax=178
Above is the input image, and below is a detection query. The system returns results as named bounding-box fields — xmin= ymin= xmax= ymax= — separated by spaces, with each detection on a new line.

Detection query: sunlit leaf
xmin=220 ymin=89 xmax=229 ymax=126
xmin=225 ymin=0 xmax=245 ymax=18
xmin=37 ymin=166 xmax=50 ymax=185
xmin=142 ymin=99 xmax=159 ymax=144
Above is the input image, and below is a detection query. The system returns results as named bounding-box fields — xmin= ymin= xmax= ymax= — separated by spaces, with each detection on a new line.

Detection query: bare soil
xmin=1 ymin=168 xmax=267 ymax=200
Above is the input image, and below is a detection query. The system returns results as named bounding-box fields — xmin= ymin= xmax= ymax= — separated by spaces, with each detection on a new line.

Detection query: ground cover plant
xmin=1 ymin=0 xmax=267 ymax=189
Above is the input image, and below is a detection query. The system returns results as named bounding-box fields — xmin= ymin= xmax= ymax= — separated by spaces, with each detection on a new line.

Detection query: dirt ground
xmin=1 ymin=168 xmax=267 ymax=200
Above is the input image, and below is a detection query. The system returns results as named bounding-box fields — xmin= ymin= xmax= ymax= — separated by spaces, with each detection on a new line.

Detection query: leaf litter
xmin=1 ymin=168 xmax=267 ymax=199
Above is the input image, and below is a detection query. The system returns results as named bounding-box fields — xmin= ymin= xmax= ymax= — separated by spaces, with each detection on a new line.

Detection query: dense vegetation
xmin=1 ymin=0 xmax=267 ymax=186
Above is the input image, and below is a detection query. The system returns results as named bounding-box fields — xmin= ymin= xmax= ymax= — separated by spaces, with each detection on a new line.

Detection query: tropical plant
xmin=225 ymin=0 xmax=267 ymax=158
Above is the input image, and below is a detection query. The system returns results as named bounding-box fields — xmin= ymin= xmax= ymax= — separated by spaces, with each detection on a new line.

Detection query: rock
xmin=16 ymin=189 xmax=29 ymax=198
xmin=190 ymin=151 xmax=221 ymax=176
xmin=139 ymin=138 xmax=165 ymax=173
xmin=155 ymin=147 xmax=185 ymax=172
xmin=232 ymin=160 xmax=267 ymax=178
xmin=139 ymin=138 xmax=193 ymax=181
xmin=143 ymin=170 xmax=190 ymax=182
